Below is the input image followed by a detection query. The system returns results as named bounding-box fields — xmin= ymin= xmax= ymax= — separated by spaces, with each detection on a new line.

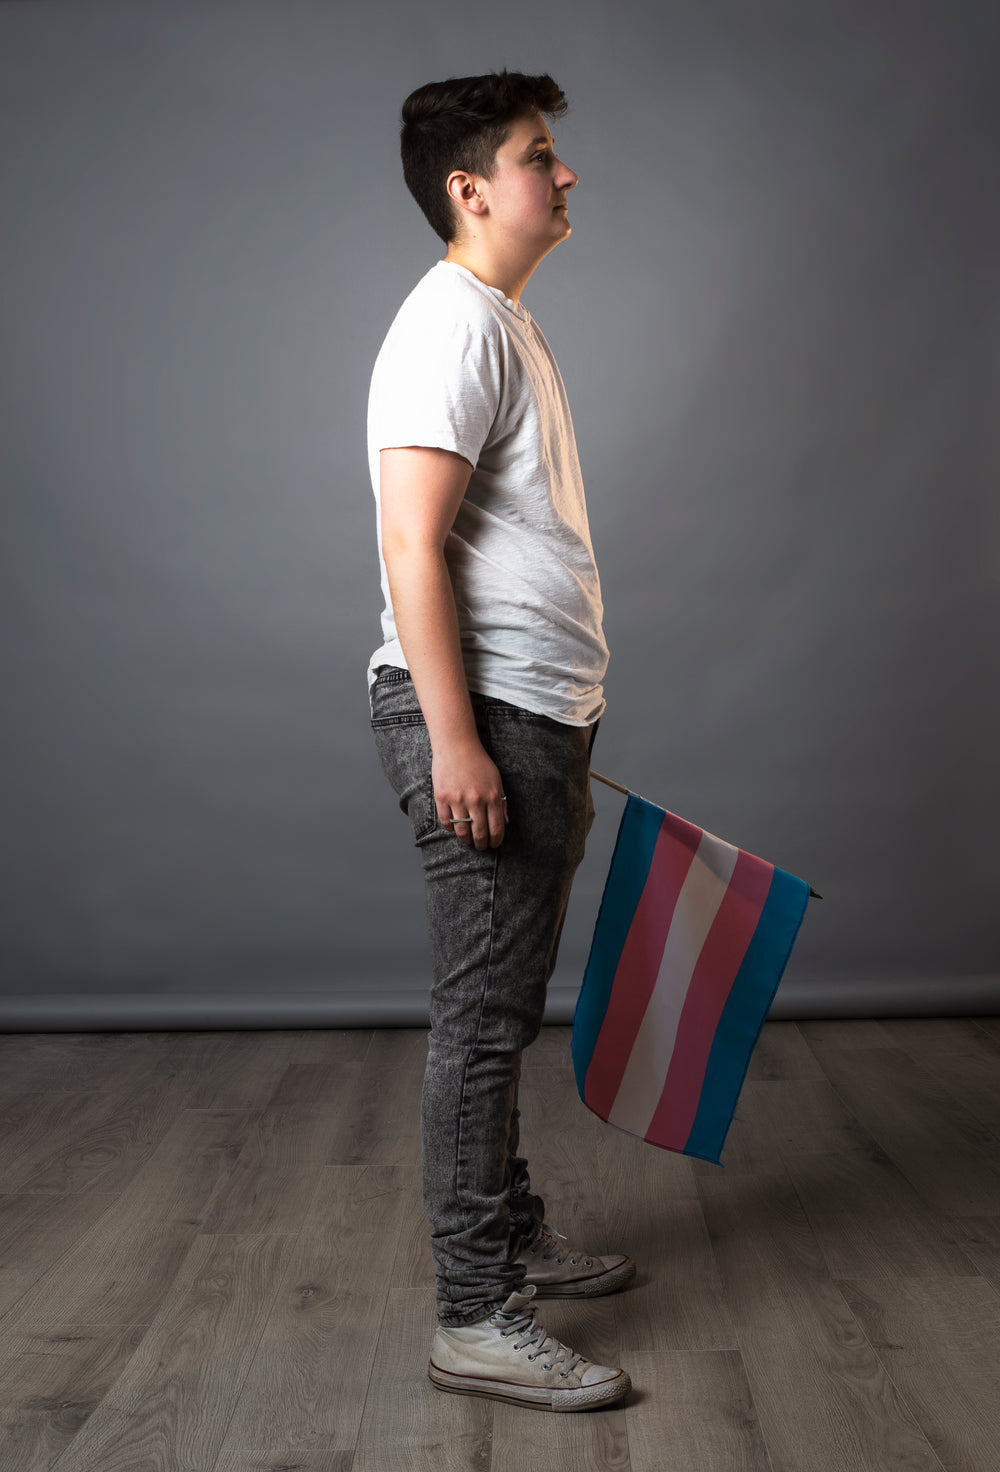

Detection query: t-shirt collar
xmin=437 ymin=260 xmax=531 ymax=322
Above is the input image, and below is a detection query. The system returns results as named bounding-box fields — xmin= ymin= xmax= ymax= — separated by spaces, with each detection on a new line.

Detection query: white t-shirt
xmin=366 ymin=259 xmax=609 ymax=726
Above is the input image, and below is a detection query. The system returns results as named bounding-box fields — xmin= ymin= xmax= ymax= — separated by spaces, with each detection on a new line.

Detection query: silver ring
xmin=445 ymin=799 xmax=506 ymax=826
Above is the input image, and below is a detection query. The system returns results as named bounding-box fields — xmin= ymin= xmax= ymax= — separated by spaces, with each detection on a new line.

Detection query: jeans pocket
xmin=372 ymin=717 xmax=437 ymax=844
xmin=405 ymin=772 xmax=438 ymax=844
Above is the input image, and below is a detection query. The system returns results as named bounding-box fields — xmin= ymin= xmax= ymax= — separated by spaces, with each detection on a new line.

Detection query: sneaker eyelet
xmin=544 ymin=1362 xmax=553 ymax=1371
xmin=570 ymin=1257 xmax=578 ymax=1264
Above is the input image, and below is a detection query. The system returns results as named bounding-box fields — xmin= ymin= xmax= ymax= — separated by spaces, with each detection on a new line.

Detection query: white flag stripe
xmin=607 ymin=828 xmax=740 ymax=1135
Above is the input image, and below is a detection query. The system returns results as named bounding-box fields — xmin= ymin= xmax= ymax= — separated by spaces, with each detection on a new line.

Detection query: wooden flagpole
xmin=589 ymin=769 xmax=822 ymax=898
xmin=589 ymin=768 xmax=629 ymax=796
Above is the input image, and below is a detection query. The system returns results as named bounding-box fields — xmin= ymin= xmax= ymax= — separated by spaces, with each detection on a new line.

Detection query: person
xmin=366 ymin=70 xmax=634 ymax=1413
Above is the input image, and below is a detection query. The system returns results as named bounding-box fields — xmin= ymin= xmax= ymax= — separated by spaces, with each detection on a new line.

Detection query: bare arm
xmin=379 ymin=446 xmax=508 ymax=850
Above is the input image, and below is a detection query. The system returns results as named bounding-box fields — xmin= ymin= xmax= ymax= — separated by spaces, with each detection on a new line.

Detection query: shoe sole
xmin=526 ymin=1258 xmax=637 ymax=1299
xmin=428 ymin=1361 xmax=631 ymax=1411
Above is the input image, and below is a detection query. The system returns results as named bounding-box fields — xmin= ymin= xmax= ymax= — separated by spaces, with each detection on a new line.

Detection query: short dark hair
xmin=400 ymin=70 xmax=569 ymax=243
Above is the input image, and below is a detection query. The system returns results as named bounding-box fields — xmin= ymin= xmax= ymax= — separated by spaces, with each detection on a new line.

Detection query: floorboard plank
xmin=746 ymin=1022 xmax=827 ymax=1081
xmin=0 ymin=1323 xmax=148 ymax=1472
xmin=948 ymin=1217 xmax=1000 ymax=1291
xmin=390 ymin=1182 xmax=435 ymax=1294
xmin=3 ymin=1109 xmax=259 ymax=1332
xmin=521 ymin=1024 xmax=575 ymax=1070
xmin=0 ymin=1191 xmax=117 ymax=1321
xmin=0 ymin=1092 xmax=115 ymax=1191
xmin=689 ymin=1079 xmax=796 ymax=1177
xmin=213 ymin=1454 xmax=354 ymax=1471
xmin=897 ymin=1047 xmax=1000 ymax=1138
xmin=266 ymin=1061 xmax=364 ymax=1109
xmin=735 ymin=1282 xmax=943 ymax=1472
xmin=781 ymin=1147 xmax=977 ymax=1279
xmin=352 ymin=1288 xmax=493 ymax=1472
xmin=493 ymin=1394 xmax=628 ymax=1469
xmin=48 ymin=1233 xmax=291 ymax=1472
xmin=592 ymin=1108 xmax=735 ymax=1353
xmin=327 ymin=1033 xmax=425 ymax=1168
xmin=199 ymin=1104 xmax=335 ymax=1236
xmin=974 ymin=1017 xmax=1000 ymax=1048
xmin=879 ymin=1018 xmax=1000 ymax=1058
xmin=180 ymin=1033 xmax=304 ymax=1111
xmin=883 ymin=1018 xmax=1000 ymax=1053
xmin=219 ymin=1165 xmax=416 ymax=1455
xmin=278 ymin=1028 xmax=374 ymax=1067
xmin=813 ymin=1046 xmax=1000 ymax=1215
xmin=515 ymin=1063 xmax=615 ymax=1206
xmin=697 ymin=1171 xmax=831 ymax=1316
xmin=798 ymin=1020 xmax=897 ymax=1051
xmin=623 ymin=1349 xmax=771 ymax=1472
xmin=48 ymin=1405 xmax=164 ymax=1472
xmin=0 ymin=1035 xmax=89 ymax=1098
xmin=840 ymin=1274 xmax=1000 ymax=1471
xmin=0 ymin=1033 xmax=169 ymax=1099
xmin=3 ymin=1054 xmax=202 ymax=1198
xmin=736 ymin=1078 xmax=880 ymax=1163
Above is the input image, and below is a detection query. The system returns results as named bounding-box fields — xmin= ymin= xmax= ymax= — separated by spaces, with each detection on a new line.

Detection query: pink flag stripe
xmin=583 ymin=810 xmax=702 ymax=1120
xmin=607 ymin=829 xmax=738 ymax=1135
xmin=644 ymin=848 xmax=775 ymax=1149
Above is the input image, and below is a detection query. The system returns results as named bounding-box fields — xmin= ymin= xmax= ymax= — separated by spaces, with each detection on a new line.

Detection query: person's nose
xmin=555 ymin=157 xmax=579 ymax=191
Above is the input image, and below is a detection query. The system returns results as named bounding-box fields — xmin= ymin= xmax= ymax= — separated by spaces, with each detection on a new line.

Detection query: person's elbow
xmin=380 ymin=521 xmax=446 ymax=570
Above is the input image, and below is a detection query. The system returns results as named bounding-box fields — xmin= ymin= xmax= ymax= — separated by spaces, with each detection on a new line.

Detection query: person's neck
xmin=443 ymin=240 xmax=539 ymax=307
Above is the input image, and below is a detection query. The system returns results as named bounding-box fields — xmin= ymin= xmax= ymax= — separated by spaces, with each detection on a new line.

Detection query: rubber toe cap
xmin=581 ymin=1361 xmax=626 ymax=1387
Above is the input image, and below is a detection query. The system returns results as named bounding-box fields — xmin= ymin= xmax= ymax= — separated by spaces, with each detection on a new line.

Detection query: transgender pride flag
xmin=572 ymin=788 xmax=814 ymax=1165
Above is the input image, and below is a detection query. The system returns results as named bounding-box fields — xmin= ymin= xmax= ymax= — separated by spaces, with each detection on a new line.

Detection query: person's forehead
xmin=501 ymin=113 xmax=554 ymax=154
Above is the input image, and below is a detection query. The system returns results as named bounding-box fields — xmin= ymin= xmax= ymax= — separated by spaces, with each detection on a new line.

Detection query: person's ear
xmin=446 ymin=171 xmax=488 ymax=218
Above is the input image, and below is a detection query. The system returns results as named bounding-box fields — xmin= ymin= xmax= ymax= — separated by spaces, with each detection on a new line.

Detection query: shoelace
xmin=495 ymin=1300 xmax=585 ymax=1377
xmin=531 ymin=1223 xmax=594 ymax=1269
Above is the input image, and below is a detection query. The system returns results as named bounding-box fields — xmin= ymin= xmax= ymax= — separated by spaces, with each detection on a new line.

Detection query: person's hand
xmin=432 ymin=740 xmax=509 ymax=850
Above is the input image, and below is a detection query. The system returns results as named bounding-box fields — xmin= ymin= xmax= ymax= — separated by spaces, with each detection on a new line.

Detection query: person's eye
xmin=531 ymin=151 xmax=551 ymax=164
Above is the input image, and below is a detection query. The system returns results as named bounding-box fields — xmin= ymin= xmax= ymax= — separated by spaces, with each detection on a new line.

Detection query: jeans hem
xmin=437 ymin=1299 xmax=509 ymax=1328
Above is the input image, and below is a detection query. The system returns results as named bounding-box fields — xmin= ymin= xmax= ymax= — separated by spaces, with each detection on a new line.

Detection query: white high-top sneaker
xmin=428 ymin=1282 xmax=631 ymax=1412
xmin=520 ymin=1222 xmax=637 ymax=1298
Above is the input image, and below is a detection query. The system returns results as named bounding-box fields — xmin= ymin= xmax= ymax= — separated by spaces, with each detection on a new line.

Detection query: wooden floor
xmin=1 ymin=1019 xmax=999 ymax=1471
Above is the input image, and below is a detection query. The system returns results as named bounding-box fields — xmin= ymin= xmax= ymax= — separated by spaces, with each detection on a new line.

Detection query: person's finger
xmin=469 ymin=800 xmax=490 ymax=851
xmin=448 ymin=813 xmax=473 ymax=846
xmin=487 ymin=794 xmax=507 ymax=848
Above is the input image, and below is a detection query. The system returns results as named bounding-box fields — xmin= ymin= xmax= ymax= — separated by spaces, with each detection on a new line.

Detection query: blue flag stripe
xmin=683 ymin=865 xmax=812 ymax=1163
xmin=571 ymin=794 xmax=662 ymax=1098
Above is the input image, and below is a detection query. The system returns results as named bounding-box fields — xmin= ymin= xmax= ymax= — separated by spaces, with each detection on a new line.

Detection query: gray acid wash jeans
xmin=370 ymin=666 xmax=598 ymax=1327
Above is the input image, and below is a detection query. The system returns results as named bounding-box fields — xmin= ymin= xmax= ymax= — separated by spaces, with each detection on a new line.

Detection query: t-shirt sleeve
xmin=368 ymin=303 xmax=504 ymax=469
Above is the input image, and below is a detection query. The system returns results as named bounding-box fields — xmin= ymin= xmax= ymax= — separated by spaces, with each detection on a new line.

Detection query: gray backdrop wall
xmin=2 ymin=0 xmax=998 ymax=1029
